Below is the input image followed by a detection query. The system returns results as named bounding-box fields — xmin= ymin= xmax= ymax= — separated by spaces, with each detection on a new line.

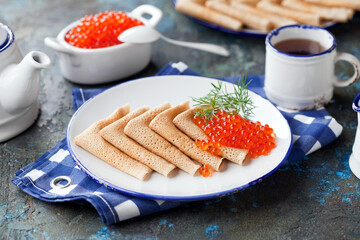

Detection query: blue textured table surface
xmin=0 ymin=0 xmax=360 ymax=239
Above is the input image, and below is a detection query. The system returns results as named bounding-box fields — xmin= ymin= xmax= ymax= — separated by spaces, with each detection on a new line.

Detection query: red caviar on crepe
xmin=194 ymin=110 xmax=276 ymax=159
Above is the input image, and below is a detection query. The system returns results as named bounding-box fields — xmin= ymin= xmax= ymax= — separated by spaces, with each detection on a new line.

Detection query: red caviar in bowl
xmin=194 ymin=110 xmax=276 ymax=159
xmin=65 ymin=11 xmax=144 ymax=49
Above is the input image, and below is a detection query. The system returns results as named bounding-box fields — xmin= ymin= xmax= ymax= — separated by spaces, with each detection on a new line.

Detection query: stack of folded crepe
xmin=74 ymin=101 xmax=250 ymax=180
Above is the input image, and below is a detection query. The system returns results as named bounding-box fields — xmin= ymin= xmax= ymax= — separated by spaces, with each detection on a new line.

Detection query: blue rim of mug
xmin=265 ymin=24 xmax=337 ymax=58
xmin=0 ymin=23 xmax=14 ymax=53
xmin=353 ymin=93 xmax=360 ymax=112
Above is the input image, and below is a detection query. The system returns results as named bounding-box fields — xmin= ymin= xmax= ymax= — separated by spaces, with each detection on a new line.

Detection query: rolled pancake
xmin=205 ymin=0 xmax=272 ymax=32
xmin=100 ymin=106 xmax=176 ymax=177
xmin=173 ymin=107 xmax=248 ymax=165
xmin=282 ymin=0 xmax=354 ymax=22
xmin=124 ymin=102 xmax=201 ymax=176
xmin=230 ymin=1 xmax=298 ymax=28
xmin=149 ymin=101 xmax=223 ymax=171
xmin=175 ymin=0 xmax=243 ymax=31
xmin=74 ymin=105 xmax=152 ymax=181
xmin=256 ymin=1 xmax=321 ymax=26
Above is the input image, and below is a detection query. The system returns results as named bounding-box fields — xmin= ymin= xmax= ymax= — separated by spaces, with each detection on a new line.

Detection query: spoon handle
xmin=160 ymin=35 xmax=229 ymax=57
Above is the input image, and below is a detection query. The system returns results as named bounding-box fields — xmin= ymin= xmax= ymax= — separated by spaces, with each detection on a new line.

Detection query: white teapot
xmin=0 ymin=23 xmax=51 ymax=142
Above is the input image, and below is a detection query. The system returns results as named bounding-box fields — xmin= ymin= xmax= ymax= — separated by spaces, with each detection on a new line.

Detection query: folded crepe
xmin=100 ymin=106 xmax=177 ymax=177
xmin=173 ymin=107 xmax=248 ymax=165
xmin=74 ymin=105 xmax=152 ymax=181
xmin=124 ymin=102 xmax=201 ymax=176
xmin=149 ymin=101 xmax=224 ymax=171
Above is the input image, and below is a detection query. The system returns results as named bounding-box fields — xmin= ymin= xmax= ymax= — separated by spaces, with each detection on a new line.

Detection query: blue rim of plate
xmin=172 ymin=0 xmax=338 ymax=37
xmin=66 ymin=75 xmax=293 ymax=201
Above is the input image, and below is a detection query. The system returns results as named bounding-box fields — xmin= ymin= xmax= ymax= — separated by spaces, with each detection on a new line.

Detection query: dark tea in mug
xmin=274 ymin=39 xmax=326 ymax=56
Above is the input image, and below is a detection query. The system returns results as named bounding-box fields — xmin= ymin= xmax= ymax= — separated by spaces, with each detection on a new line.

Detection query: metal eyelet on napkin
xmin=50 ymin=176 xmax=72 ymax=189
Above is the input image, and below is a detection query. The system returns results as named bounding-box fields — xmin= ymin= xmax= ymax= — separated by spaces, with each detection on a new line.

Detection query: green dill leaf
xmin=191 ymin=75 xmax=255 ymax=122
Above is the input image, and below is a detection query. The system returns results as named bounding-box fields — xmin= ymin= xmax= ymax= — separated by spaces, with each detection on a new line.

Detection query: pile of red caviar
xmin=194 ymin=110 xmax=276 ymax=159
xmin=64 ymin=11 xmax=144 ymax=49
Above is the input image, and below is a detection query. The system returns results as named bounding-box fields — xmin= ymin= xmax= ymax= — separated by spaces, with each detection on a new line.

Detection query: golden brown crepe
xmin=124 ymin=102 xmax=201 ymax=175
xmin=282 ymin=0 xmax=354 ymax=22
xmin=230 ymin=1 xmax=297 ymax=28
xmin=175 ymin=0 xmax=243 ymax=31
xmin=74 ymin=105 xmax=152 ymax=181
xmin=304 ymin=0 xmax=360 ymax=11
xmin=100 ymin=106 xmax=177 ymax=177
xmin=173 ymin=107 xmax=248 ymax=165
xmin=257 ymin=1 xmax=321 ymax=26
xmin=206 ymin=0 xmax=272 ymax=32
xmin=149 ymin=101 xmax=224 ymax=171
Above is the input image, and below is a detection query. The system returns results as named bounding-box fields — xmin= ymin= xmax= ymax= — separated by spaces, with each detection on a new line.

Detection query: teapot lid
xmin=0 ymin=23 xmax=11 ymax=51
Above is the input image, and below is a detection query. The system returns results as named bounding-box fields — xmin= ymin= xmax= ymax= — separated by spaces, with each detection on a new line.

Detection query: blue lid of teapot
xmin=0 ymin=23 xmax=11 ymax=51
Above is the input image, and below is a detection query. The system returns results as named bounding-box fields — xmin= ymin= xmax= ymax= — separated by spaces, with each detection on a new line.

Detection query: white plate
xmin=67 ymin=75 xmax=292 ymax=201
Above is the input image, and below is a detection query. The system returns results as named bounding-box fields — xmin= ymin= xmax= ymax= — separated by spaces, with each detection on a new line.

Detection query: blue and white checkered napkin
xmin=12 ymin=62 xmax=343 ymax=225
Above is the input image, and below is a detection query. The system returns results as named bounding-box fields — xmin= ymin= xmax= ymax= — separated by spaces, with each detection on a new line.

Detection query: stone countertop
xmin=1 ymin=0 xmax=360 ymax=239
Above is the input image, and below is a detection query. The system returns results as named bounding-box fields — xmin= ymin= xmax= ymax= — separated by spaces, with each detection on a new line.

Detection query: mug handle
xmin=131 ymin=4 xmax=163 ymax=27
xmin=333 ymin=52 xmax=360 ymax=87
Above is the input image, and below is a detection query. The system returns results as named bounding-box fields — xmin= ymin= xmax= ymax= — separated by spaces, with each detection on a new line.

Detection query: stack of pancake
xmin=74 ymin=101 xmax=248 ymax=180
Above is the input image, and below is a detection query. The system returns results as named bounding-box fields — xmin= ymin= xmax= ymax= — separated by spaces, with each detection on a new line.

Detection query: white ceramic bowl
xmin=44 ymin=5 xmax=162 ymax=85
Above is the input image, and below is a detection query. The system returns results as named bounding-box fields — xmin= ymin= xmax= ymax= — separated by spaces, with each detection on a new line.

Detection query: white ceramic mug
xmin=349 ymin=93 xmax=360 ymax=179
xmin=264 ymin=25 xmax=360 ymax=110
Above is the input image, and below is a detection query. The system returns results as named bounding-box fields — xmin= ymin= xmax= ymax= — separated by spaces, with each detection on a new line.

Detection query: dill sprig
xmin=191 ymin=76 xmax=255 ymax=123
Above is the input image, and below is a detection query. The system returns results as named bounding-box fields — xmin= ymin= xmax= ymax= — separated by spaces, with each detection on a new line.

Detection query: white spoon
xmin=118 ymin=26 xmax=230 ymax=57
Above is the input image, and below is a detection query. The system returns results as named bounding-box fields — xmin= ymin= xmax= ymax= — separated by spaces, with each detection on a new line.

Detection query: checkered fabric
xmin=11 ymin=62 xmax=342 ymax=225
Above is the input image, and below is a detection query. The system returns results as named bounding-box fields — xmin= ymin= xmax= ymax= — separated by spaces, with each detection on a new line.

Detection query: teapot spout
xmin=0 ymin=51 xmax=51 ymax=114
